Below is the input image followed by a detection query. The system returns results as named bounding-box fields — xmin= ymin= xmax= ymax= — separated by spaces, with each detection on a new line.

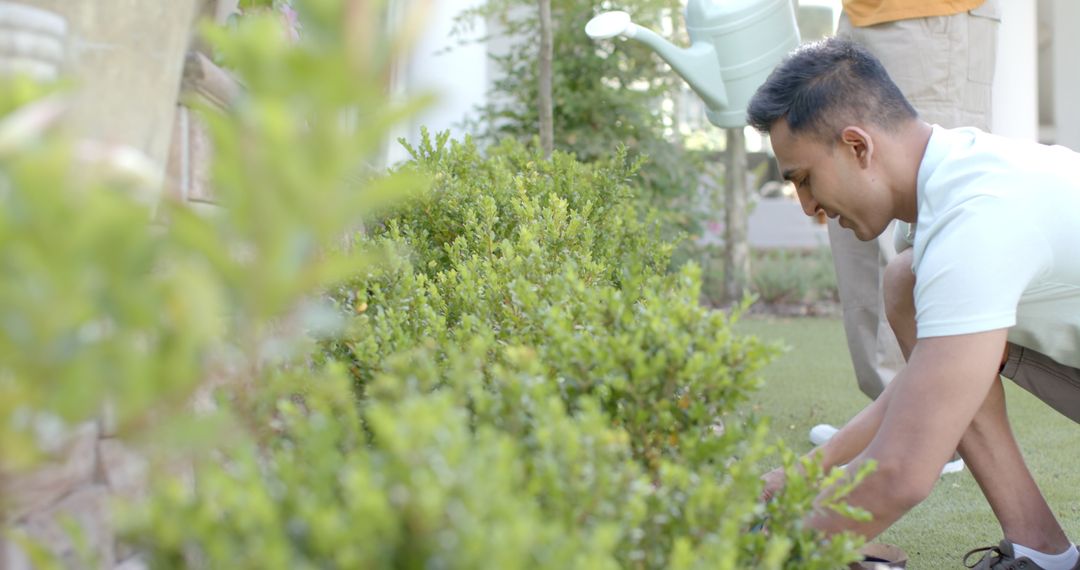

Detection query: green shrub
xmin=127 ymin=352 xmax=646 ymax=569
xmin=312 ymin=131 xmax=867 ymax=567
xmin=455 ymin=0 xmax=707 ymax=248
xmin=129 ymin=344 xmax=869 ymax=569
xmin=330 ymin=132 xmax=765 ymax=466
xmin=129 ymin=124 xmax=867 ymax=567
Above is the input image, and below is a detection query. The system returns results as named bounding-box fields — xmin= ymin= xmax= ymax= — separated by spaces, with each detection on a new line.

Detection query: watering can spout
xmin=585 ymin=11 xmax=728 ymax=111
xmin=585 ymin=0 xmax=801 ymax=128
xmin=628 ymin=26 xmax=729 ymax=111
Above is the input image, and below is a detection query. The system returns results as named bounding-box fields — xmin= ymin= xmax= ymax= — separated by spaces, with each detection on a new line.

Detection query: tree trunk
xmin=723 ymin=127 xmax=750 ymax=303
xmin=537 ymin=0 xmax=554 ymax=158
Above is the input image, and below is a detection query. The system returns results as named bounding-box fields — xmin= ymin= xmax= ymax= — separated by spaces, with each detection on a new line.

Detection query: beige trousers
xmin=1002 ymin=344 xmax=1080 ymax=425
xmin=831 ymin=3 xmax=1000 ymax=399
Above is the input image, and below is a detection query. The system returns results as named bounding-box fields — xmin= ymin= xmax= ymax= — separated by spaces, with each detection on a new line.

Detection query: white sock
xmin=1013 ymin=542 xmax=1078 ymax=570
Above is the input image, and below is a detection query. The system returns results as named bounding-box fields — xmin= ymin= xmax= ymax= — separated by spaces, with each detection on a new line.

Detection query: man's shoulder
xmin=921 ymin=127 xmax=1079 ymax=204
xmin=933 ymin=126 xmax=1080 ymax=172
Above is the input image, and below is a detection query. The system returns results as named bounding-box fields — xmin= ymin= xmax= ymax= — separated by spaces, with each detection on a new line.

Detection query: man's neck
xmin=886 ymin=120 xmax=934 ymax=223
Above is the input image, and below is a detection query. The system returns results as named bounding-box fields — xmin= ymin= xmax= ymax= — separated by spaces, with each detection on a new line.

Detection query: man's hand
xmin=760 ymin=466 xmax=786 ymax=502
xmin=760 ymin=383 xmax=897 ymax=504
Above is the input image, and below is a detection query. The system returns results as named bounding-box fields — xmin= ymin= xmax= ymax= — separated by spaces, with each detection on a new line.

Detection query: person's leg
xmin=826 ymin=218 xmax=902 ymax=400
xmin=849 ymin=6 xmax=998 ymax=132
xmin=881 ymin=250 xmax=915 ymax=361
xmin=960 ymin=377 xmax=1072 ymax=554
xmin=883 ymin=250 xmax=1072 ymax=555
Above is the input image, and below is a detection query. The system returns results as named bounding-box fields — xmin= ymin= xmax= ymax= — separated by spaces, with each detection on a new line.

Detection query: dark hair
xmin=746 ymin=37 xmax=917 ymax=141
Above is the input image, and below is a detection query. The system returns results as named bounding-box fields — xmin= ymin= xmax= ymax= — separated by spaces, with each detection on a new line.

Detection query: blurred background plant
xmin=684 ymin=243 xmax=838 ymax=310
xmin=452 ymin=0 xmax=706 ymax=245
xmin=750 ymin=248 xmax=839 ymax=307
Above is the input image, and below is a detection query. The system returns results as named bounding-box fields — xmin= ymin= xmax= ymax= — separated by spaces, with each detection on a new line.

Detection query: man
xmin=749 ymin=38 xmax=1080 ymax=570
xmin=810 ymin=2 xmax=999 ymax=470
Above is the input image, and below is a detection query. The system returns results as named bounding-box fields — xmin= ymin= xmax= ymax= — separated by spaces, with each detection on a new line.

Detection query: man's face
xmin=769 ymin=118 xmax=890 ymax=241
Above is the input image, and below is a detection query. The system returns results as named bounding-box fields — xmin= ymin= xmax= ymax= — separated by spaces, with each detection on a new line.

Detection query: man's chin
xmin=837 ymin=217 xmax=884 ymax=241
xmin=854 ymin=226 xmax=885 ymax=242
xmin=842 ymin=220 xmax=881 ymax=242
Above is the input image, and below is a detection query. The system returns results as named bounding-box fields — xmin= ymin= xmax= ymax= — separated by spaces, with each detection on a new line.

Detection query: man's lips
xmin=815 ymin=207 xmax=839 ymax=220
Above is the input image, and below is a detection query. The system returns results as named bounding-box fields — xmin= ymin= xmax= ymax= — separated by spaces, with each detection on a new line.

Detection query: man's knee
xmin=883 ymin=249 xmax=916 ymax=328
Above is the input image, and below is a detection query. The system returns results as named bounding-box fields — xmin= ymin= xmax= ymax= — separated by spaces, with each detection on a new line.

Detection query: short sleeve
xmin=912 ymin=197 xmax=1050 ymax=339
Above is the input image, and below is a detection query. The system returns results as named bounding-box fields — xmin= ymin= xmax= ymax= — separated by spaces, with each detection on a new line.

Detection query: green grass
xmin=738 ymin=315 xmax=1080 ymax=569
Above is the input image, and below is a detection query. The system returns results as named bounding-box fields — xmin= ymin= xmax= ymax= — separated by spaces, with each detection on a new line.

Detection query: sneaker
xmin=850 ymin=543 xmax=908 ymax=569
xmin=941 ymin=456 xmax=966 ymax=475
xmin=809 ymin=423 xmax=838 ymax=446
xmin=807 ymin=423 xmax=966 ymax=476
xmin=963 ymin=540 xmax=1080 ymax=569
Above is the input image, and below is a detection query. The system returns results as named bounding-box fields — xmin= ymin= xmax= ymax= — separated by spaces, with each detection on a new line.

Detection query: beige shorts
xmin=1001 ymin=343 xmax=1080 ymax=424
xmin=836 ymin=0 xmax=999 ymax=130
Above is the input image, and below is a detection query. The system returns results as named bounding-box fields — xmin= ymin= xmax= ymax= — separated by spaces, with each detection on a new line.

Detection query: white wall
xmin=1051 ymin=0 xmax=1080 ymax=150
xmin=991 ymin=0 xmax=1038 ymax=140
xmin=387 ymin=0 xmax=489 ymax=164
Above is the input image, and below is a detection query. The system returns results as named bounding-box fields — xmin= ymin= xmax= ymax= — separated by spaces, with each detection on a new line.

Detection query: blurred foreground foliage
xmin=0 ymin=0 xmax=867 ymax=568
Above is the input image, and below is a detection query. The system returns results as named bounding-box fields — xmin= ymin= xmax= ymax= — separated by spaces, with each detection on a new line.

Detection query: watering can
xmin=585 ymin=0 xmax=800 ymax=128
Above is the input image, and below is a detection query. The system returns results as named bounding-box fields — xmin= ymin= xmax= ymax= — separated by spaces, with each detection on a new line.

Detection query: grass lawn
xmin=738 ymin=315 xmax=1080 ymax=569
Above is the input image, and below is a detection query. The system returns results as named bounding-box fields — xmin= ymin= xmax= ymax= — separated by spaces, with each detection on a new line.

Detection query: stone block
xmin=113 ymin=537 xmax=142 ymax=569
xmin=114 ymin=554 xmax=148 ymax=570
xmin=16 ymin=484 xmax=115 ymax=568
xmin=96 ymin=439 xmax=148 ymax=499
xmin=2 ymin=421 xmax=99 ymax=522
xmin=0 ymin=536 xmax=33 ymax=570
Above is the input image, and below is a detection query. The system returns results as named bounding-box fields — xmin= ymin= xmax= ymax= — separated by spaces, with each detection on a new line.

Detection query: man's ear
xmin=840 ymin=126 xmax=873 ymax=168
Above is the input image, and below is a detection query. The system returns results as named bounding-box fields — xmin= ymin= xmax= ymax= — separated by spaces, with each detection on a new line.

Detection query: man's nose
xmin=797 ymin=192 xmax=820 ymax=217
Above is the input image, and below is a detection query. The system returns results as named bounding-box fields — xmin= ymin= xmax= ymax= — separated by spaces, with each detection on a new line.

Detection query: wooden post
xmin=537 ymin=0 xmax=554 ymax=158
xmin=723 ymin=127 xmax=750 ymax=304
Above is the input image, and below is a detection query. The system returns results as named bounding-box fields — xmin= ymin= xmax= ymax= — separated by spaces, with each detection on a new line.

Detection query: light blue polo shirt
xmin=911 ymin=126 xmax=1080 ymax=369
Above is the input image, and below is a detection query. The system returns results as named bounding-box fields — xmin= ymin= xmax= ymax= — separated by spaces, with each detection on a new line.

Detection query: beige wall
xmin=18 ymin=1 xmax=203 ymax=168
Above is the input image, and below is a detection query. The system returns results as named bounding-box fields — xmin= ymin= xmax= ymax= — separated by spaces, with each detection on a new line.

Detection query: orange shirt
xmin=842 ymin=0 xmax=986 ymax=27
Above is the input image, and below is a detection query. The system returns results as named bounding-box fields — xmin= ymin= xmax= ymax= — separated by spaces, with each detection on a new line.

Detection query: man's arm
xmin=813 ymin=376 xmax=900 ymax=469
xmin=761 ymin=370 xmax=897 ymax=501
xmin=807 ymin=328 xmax=1009 ymax=538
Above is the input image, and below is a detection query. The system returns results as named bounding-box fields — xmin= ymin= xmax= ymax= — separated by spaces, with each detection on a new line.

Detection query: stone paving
xmin=699 ymin=196 xmax=830 ymax=251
